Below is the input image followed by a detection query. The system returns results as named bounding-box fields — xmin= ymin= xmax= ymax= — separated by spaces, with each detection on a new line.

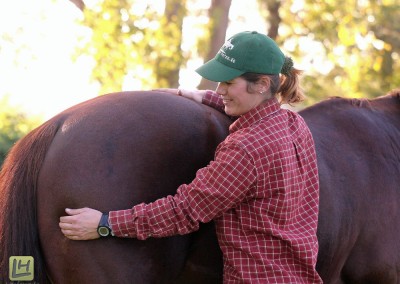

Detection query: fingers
xmin=59 ymin=207 xmax=102 ymax=240
xmin=60 ymin=228 xmax=77 ymax=238
xmin=59 ymin=207 xmax=87 ymax=223
xmin=64 ymin=207 xmax=86 ymax=215
xmin=60 ymin=225 xmax=97 ymax=240
xmin=152 ymin=88 xmax=179 ymax=95
xmin=59 ymin=221 xmax=82 ymax=239
xmin=59 ymin=220 xmax=74 ymax=230
xmin=152 ymin=88 xmax=204 ymax=104
xmin=59 ymin=226 xmax=100 ymax=240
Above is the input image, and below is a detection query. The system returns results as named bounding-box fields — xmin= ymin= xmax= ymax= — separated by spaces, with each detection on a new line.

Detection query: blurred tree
xmin=279 ymin=0 xmax=400 ymax=104
xmin=69 ymin=0 xmax=85 ymax=11
xmin=76 ymin=0 xmax=398 ymax=104
xmin=258 ymin=0 xmax=281 ymax=40
xmin=80 ymin=0 xmax=187 ymax=94
xmin=0 ymin=97 xmax=41 ymax=166
xmin=150 ymin=0 xmax=186 ymax=88
xmin=198 ymin=0 xmax=232 ymax=90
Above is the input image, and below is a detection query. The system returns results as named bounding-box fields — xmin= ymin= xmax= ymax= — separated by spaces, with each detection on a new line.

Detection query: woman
xmin=60 ymin=31 xmax=322 ymax=283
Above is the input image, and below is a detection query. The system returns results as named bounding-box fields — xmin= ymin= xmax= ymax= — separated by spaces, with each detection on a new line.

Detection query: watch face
xmin=98 ymin=226 xmax=110 ymax=237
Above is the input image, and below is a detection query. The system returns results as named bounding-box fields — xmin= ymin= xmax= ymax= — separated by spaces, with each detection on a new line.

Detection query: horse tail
xmin=0 ymin=118 xmax=61 ymax=283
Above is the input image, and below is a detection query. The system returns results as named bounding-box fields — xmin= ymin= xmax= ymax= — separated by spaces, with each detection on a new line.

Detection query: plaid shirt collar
xmin=229 ymin=97 xmax=281 ymax=133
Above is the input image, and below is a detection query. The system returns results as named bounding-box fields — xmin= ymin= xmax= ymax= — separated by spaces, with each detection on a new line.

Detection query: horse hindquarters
xmin=36 ymin=92 xmax=228 ymax=283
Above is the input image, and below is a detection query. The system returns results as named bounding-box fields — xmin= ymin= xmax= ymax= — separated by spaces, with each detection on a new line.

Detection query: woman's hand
xmin=153 ymin=88 xmax=206 ymax=104
xmin=59 ymin=207 xmax=102 ymax=240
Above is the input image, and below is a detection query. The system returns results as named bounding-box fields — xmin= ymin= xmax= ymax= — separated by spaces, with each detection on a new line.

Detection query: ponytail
xmin=278 ymin=67 xmax=305 ymax=105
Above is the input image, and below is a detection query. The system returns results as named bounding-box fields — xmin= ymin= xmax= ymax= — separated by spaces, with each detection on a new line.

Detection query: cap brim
xmin=195 ymin=58 xmax=244 ymax=82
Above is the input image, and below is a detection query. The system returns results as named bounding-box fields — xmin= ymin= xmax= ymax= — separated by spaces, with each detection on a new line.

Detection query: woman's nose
xmin=216 ymin=83 xmax=226 ymax=96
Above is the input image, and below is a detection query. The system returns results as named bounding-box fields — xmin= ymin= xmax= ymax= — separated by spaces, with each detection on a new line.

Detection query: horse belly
xmin=316 ymin=149 xmax=400 ymax=283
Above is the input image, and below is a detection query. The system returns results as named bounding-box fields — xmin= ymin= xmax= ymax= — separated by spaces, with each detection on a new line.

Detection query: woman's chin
xmin=224 ymin=108 xmax=238 ymax=116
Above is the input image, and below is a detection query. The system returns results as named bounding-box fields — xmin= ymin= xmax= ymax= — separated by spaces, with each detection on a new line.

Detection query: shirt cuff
xmin=202 ymin=90 xmax=225 ymax=113
xmin=109 ymin=204 xmax=152 ymax=240
xmin=202 ymin=90 xmax=216 ymax=104
xmin=109 ymin=209 xmax=135 ymax=238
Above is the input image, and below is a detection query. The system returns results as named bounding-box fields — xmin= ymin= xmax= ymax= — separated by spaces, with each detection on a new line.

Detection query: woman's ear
xmin=258 ymin=75 xmax=271 ymax=94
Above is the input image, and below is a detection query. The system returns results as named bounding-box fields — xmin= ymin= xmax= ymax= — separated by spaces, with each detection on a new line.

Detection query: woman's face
xmin=216 ymin=77 xmax=268 ymax=116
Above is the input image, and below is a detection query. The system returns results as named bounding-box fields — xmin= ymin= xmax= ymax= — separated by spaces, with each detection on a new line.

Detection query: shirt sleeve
xmin=202 ymin=90 xmax=225 ymax=113
xmin=109 ymin=142 xmax=257 ymax=240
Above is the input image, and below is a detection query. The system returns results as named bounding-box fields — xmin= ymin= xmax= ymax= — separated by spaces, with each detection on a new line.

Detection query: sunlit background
xmin=0 ymin=0 xmax=269 ymax=119
xmin=1 ymin=0 xmax=100 ymax=119
xmin=0 ymin=0 xmax=399 ymax=121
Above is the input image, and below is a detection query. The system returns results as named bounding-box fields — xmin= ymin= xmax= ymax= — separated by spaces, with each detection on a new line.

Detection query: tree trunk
xmin=258 ymin=0 xmax=282 ymax=40
xmin=69 ymin=0 xmax=85 ymax=11
xmin=198 ymin=0 xmax=232 ymax=90
xmin=266 ymin=0 xmax=281 ymax=40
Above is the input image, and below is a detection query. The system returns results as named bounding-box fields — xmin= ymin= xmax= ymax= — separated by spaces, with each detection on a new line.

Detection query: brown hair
xmin=241 ymin=68 xmax=305 ymax=105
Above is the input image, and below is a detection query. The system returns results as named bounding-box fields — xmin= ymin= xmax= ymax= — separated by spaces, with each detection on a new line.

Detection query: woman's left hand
xmin=153 ymin=88 xmax=206 ymax=104
xmin=59 ymin=207 xmax=102 ymax=240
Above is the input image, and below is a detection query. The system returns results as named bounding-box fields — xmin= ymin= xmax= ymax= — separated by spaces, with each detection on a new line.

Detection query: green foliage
xmin=0 ymin=97 xmax=41 ymax=166
xmin=80 ymin=0 xmax=138 ymax=94
xmin=78 ymin=0 xmax=398 ymax=104
xmin=280 ymin=0 xmax=400 ymax=104
xmin=79 ymin=0 xmax=186 ymax=94
xmin=155 ymin=1 xmax=186 ymax=87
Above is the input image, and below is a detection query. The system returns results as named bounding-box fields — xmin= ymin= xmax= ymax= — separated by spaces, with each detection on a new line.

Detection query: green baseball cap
xmin=196 ymin=31 xmax=285 ymax=82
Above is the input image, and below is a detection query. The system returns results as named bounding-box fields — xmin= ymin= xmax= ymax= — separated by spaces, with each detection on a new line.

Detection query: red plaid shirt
xmin=110 ymin=91 xmax=322 ymax=283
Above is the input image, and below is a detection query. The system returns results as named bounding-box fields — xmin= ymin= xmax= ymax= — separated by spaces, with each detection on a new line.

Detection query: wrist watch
xmin=97 ymin=213 xmax=113 ymax=237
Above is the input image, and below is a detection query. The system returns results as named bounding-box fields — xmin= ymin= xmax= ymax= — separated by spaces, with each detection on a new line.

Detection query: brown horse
xmin=0 ymin=89 xmax=399 ymax=283
xmin=0 ymin=91 xmax=230 ymax=283
xmin=301 ymin=90 xmax=400 ymax=283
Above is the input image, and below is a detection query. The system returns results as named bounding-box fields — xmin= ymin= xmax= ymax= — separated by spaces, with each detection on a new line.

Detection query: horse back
xmin=300 ymin=91 xmax=400 ymax=283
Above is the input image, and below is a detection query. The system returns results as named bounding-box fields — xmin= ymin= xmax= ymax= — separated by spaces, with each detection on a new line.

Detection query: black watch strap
xmin=97 ymin=213 xmax=113 ymax=237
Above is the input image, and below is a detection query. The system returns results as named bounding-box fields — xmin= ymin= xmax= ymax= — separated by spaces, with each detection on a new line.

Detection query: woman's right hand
xmin=153 ymin=88 xmax=206 ymax=104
